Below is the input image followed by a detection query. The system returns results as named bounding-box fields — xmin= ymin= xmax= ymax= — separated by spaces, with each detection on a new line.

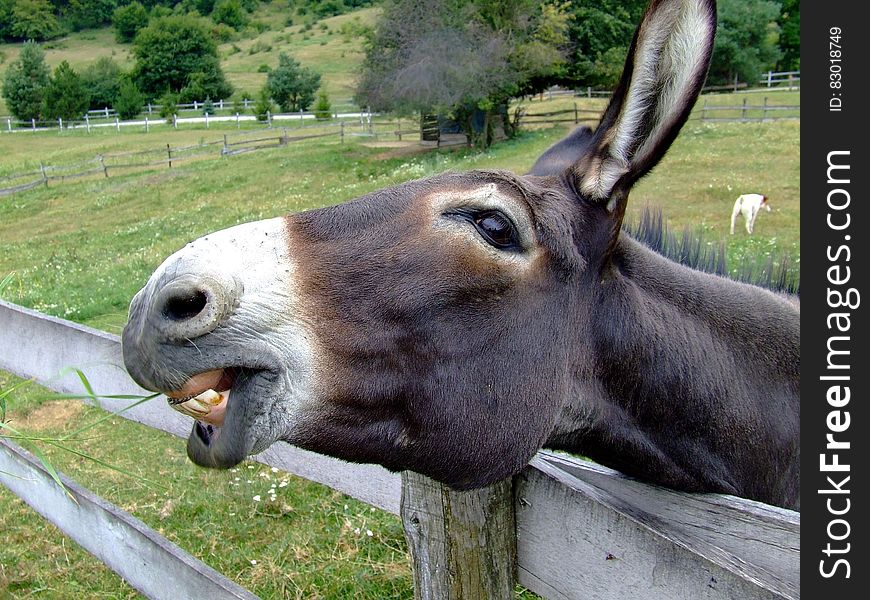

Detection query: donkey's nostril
xmin=162 ymin=289 xmax=209 ymax=322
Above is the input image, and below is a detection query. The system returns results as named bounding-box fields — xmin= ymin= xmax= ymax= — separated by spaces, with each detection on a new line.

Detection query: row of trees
xmin=354 ymin=0 xmax=799 ymax=146
xmin=0 ymin=0 xmax=261 ymax=43
xmin=2 ymin=15 xmax=324 ymax=122
xmin=1 ymin=42 xmax=144 ymax=121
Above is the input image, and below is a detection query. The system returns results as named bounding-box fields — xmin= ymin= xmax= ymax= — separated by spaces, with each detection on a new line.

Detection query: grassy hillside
xmin=0 ymin=1 xmax=378 ymax=115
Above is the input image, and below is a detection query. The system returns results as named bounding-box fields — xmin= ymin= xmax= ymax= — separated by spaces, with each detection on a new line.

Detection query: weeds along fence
xmin=0 ymin=118 xmax=418 ymax=197
xmin=0 ymin=299 xmax=800 ymax=600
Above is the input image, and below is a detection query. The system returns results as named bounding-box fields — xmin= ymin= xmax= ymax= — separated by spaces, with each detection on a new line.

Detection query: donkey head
xmin=123 ymin=0 xmax=717 ymax=489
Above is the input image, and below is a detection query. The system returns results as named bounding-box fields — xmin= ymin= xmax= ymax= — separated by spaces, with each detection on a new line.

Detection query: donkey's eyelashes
xmin=445 ymin=208 xmax=522 ymax=252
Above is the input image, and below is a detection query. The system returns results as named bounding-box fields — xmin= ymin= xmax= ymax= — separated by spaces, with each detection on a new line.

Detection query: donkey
xmin=730 ymin=193 xmax=771 ymax=234
xmin=122 ymin=0 xmax=800 ymax=510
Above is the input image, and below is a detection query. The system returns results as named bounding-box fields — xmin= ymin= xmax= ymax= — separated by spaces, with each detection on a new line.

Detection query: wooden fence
xmin=698 ymin=97 xmax=800 ymax=122
xmin=0 ymin=299 xmax=799 ymax=599
xmin=0 ymin=119 xmax=419 ymax=197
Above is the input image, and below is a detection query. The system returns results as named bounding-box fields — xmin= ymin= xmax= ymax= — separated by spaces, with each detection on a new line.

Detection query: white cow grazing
xmin=730 ymin=193 xmax=771 ymax=235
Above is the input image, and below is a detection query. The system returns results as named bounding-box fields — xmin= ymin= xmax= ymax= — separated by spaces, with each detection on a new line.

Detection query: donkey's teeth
xmin=168 ymin=389 xmax=229 ymax=427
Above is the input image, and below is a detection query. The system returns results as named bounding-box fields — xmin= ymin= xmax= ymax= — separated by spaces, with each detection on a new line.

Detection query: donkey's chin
xmin=170 ymin=366 xmax=289 ymax=469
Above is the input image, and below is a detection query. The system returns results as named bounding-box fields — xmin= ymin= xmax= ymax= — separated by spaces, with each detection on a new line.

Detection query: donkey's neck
xmin=547 ymin=234 xmax=800 ymax=508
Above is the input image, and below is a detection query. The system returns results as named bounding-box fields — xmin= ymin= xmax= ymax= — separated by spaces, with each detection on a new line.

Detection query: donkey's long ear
xmin=575 ymin=0 xmax=716 ymax=212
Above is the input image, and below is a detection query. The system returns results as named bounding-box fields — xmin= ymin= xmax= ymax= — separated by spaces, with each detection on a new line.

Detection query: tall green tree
xmin=2 ymin=41 xmax=51 ymax=121
xmin=132 ymin=14 xmax=233 ymax=100
xmin=266 ymin=53 xmax=321 ymax=112
xmin=776 ymin=0 xmax=799 ymax=71
xmin=707 ymin=0 xmax=782 ymax=85
xmin=113 ymin=1 xmax=149 ymax=43
xmin=560 ymin=0 xmax=647 ymax=88
xmin=8 ymin=0 xmax=63 ymax=41
xmin=43 ymin=60 xmax=91 ymax=121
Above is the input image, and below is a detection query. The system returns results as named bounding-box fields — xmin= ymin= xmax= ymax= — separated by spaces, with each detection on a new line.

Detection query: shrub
xmin=313 ymin=90 xmax=331 ymax=120
xmin=212 ymin=0 xmax=248 ymax=30
xmin=158 ymin=91 xmax=178 ymax=122
xmin=257 ymin=64 xmax=270 ymax=73
xmin=253 ymin=86 xmax=273 ymax=121
xmin=114 ymin=77 xmax=145 ymax=120
xmin=81 ymin=57 xmax=123 ymax=111
xmin=43 ymin=61 xmax=90 ymax=122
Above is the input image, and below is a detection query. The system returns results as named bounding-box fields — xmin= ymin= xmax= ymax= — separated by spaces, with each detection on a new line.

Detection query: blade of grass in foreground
xmin=0 ymin=371 xmax=165 ymax=493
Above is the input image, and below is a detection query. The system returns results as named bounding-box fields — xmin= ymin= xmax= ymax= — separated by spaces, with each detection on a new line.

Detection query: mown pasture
xmin=0 ymin=99 xmax=798 ymax=597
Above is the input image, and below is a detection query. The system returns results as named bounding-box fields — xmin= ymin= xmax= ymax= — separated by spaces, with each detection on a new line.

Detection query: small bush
xmin=313 ymin=90 xmax=331 ymax=120
xmin=253 ymin=86 xmax=273 ymax=121
xmin=248 ymin=40 xmax=272 ymax=55
xmin=158 ymin=91 xmax=178 ymax=122
xmin=210 ymin=23 xmax=236 ymax=42
xmin=257 ymin=64 xmax=271 ymax=73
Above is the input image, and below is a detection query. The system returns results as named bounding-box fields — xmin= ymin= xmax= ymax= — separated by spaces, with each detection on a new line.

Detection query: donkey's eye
xmin=472 ymin=211 xmax=519 ymax=249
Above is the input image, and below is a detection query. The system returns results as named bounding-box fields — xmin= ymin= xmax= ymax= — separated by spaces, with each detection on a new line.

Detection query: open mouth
xmin=164 ymin=367 xmax=240 ymax=447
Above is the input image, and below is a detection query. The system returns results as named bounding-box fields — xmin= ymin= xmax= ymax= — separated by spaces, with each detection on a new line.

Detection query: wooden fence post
xmin=85 ymin=114 xmax=90 ymax=133
xmin=763 ymin=96 xmax=769 ymax=121
xmin=167 ymin=144 xmax=172 ymax=168
xmin=6 ymin=117 xmax=11 ymax=131
xmin=145 ymin=116 xmax=149 ymax=133
xmin=701 ymin=99 xmax=708 ymax=122
xmin=39 ymin=162 xmax=48 ymax=187
xmin=741 ymin=97 xmax=748 ymax=121
xmin=401 ymin=472 xmax=516 ymax=600
xmin=31 ymin=118 xmax=36 ymax=131
xmin=340 ymin=121 xmax=345 ymax=144
xmin=58 ymin=117 xmax=63 ymax=131
xmin=235 ymin=112 xmax=240 ymax=128
xmin=99 ymin=155 xmax=108 ymax=178
xmin=115 ymin=116 xmax=120 ymax=132
xmin=173 ymin=114 xmax=178 ymax=129
xmin=574 ymin=102 xmax=579 ymax=124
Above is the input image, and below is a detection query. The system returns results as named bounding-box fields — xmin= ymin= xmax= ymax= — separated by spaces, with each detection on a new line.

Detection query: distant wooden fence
xmin=0 ymin=299 xmax=799 ymax=599
xmin=698 ymin=97 xmax=800 ymax=122
xmin=0 ymin=119 xmax=419 ymax=197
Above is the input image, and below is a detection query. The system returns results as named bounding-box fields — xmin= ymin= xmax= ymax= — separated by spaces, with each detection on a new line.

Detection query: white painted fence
xmin=0 ymin=300 xmax=799 ymax=599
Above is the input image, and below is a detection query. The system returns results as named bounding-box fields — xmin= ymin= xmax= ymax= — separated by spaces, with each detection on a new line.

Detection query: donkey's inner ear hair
xmin=575 ymin=0 xmax=717 ymax=208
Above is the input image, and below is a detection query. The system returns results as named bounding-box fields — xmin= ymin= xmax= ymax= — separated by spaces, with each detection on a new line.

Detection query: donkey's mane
xmin=623 ymin=207 xmax=799 ymax=296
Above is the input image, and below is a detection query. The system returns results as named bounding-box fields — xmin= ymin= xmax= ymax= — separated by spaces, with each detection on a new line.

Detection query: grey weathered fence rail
xmin=0 ymin=299 xmax=799 ymax=599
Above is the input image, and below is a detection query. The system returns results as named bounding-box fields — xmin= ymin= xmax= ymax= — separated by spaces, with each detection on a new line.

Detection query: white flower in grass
xmin=253 ymin=495 xmax=261 ymax=502
xmin=250 ymin=559 xmax=257 ymax=565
